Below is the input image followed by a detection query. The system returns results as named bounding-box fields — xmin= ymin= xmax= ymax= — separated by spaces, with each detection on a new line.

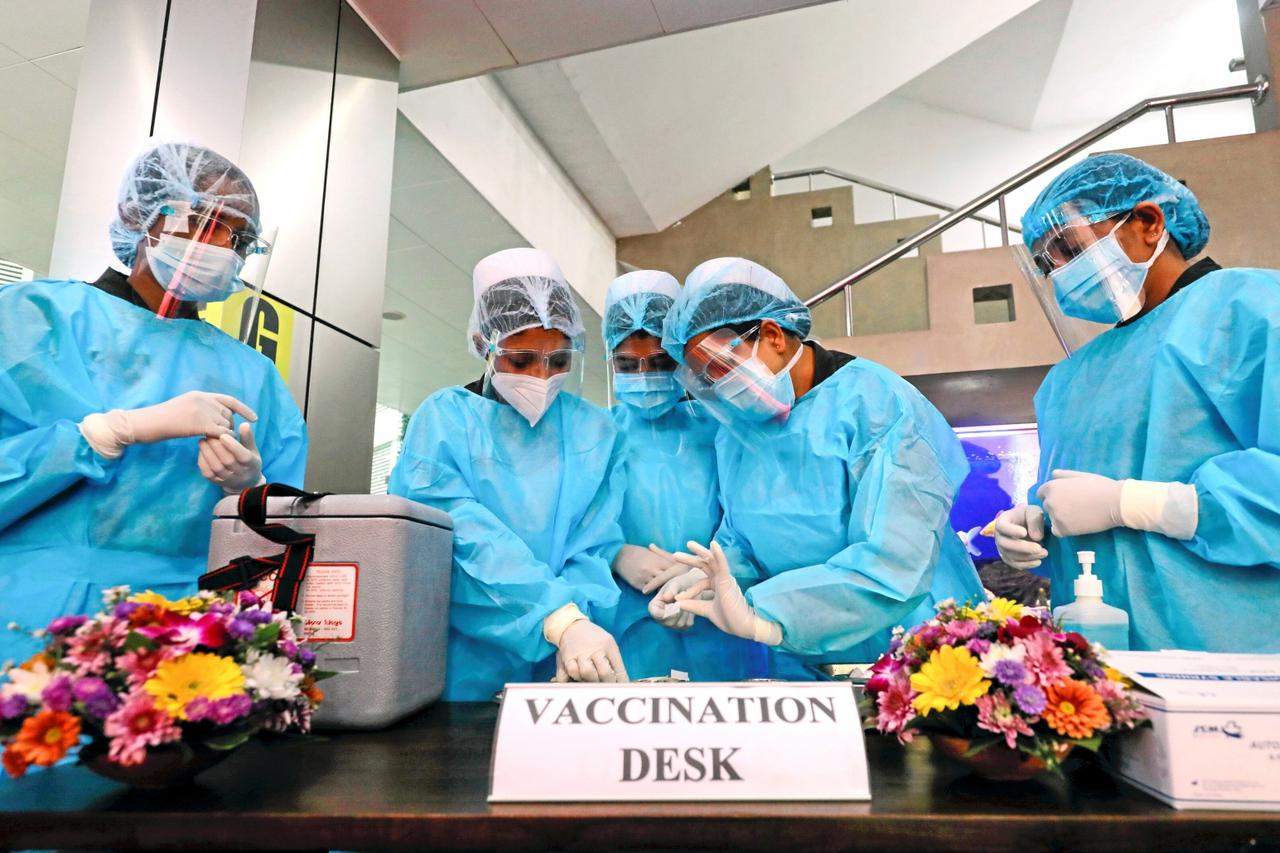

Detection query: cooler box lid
xmin=212 ymin=493 xmax=452 ymax=530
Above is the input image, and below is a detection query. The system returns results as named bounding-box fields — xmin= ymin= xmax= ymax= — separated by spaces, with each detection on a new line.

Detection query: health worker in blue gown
xmin=995 ymin=153 xmax=1280 ymax=652
xmin=652 ymin=258 xmax=984 ymax=679
xmin=389 ymin=248 xmax=628 ymax=700
xmin=602 ymin=270 xmax=766 ymax=681
xmin=0 ymin=141 xmax=308 ymax=664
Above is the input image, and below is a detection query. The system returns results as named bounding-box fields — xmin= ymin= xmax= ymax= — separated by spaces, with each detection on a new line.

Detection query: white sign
xmin=489 ymin=682 xmax=870 ymax=802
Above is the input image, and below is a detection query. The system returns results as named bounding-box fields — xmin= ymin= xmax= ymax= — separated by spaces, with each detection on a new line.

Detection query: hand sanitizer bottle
xmin=1052 ymin=551 xmax=1130 ymax=651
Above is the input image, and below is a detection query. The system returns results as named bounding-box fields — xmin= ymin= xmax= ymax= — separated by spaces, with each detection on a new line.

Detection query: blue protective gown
xmin=1032 ymin=268 xmax=1280 ymax=652
xmin=389 ymin=387 xmax=624 ymax=700
xmin=611 ymin=400 xmax=766 ymax=681
xmin=0 ymin=280 xmax=308 ymax=663
xmin=715 ymin=354 xmax=984 ymax=677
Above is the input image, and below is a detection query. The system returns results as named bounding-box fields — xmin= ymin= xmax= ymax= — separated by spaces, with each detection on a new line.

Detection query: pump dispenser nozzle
xmin=1074 ymin=550 xmax=1102 ymax=598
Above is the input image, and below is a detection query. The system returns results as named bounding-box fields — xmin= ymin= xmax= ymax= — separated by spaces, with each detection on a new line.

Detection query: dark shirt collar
xmin=89 ymin=268 xmax=201 ymax=320
xmin=807 ymin=340 xmax=856 ymax=390
xmin=1116 ymin=256 xmax=1220 ymax=328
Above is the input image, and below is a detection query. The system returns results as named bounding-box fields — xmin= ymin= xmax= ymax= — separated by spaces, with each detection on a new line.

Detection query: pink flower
xmin=865 ymin=654 xmax=902 ymax=695
xmin=1017 ymin=631 xmax=1072 ymax=688
xmin=966 ymin=638 xmax=992 ymax=656
xmin=136 ymin=613 xmax=228 ymax=652
xmin=1095 ymin=678 xmax=1147 ymax=729
xmin=103 ymin=692 xmax=182 ymax=766
xmin=875 ymin=672 xmax=918 ymax=743
xmin=943 ymin=620 xmax=979 ymax=643
xmin=975 ymin=692 xmax=1036 ymax=749
xmin=117 ymin=646 xmax=180 ymax=688
xmin=65 ymin=622 xmax=115 ymax=676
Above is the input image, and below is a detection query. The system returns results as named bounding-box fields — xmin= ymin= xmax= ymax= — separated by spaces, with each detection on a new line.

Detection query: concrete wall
xmin=823 ymin=246 xmax=1065 ymax=376
xmin=1115 ymin=130 xmax=1280 ymax=270
xmin=616 ymin=168 xmax=941 ymax=338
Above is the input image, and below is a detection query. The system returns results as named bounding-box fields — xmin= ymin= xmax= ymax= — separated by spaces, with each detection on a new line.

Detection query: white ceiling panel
xmin=0 ymin=61 xmax=77 ymax=156
xmin=0 ymin=42 xmax=24 ymax=69
xmin=474 ymin=0 xmax=661 ymax=64
xmin=350 ymin=0 xmax=514 ymax=90
xmin=32 ymin=47 xmax=82 ymax=88
xmin=0 ymin=0 xmax=90 ymax=59
xmin=650 ymin=0 xmax=828 ymax=32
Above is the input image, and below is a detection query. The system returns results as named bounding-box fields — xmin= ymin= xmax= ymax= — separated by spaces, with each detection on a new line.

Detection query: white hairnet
xmin=467 ymin=248 xmax=585 ymax=359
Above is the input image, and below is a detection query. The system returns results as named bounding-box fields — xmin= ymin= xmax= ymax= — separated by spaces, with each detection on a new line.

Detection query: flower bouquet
xmin=1 ymin=587 xmax=328 ymax=788
xmin=863 ymin=597 xmax=1146 ymax=781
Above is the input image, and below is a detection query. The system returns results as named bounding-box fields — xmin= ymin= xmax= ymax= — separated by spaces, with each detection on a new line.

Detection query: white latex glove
xmin=79 ymin=391 xmax=256 ymax=459
xmin=552 ymin=619 xmax=629 ymax=684
xmin=646 ymin=567 xmax=709 ymax=630
xmin=612 ymin=544 xmax=685 ymax=593
xmin=993 ymin=505 xmax=1048 ymax=569
xmin=1038 ymin=469 xmax=1198 ymax=540
xmin=198 ymin=422 xmax=265 ymax=494
xmin=673 ymin=541 xmax=782 ymax=646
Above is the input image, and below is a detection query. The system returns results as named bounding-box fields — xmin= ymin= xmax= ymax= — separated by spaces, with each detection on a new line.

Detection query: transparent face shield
xmin=1015 ymin=203 xmax=1129 ymax=355
xmin=674 ymin=325 xmax=794 ymax=442
xmin=146 ymin=198 xmax=271 ymax=320
xmin=481 ymin=333 xmax=585 ymax=427
xmin=607 ymin=340 xmax=684 ymax=421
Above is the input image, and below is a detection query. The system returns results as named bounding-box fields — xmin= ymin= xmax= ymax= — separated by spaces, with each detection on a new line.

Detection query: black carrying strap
xmin=199 ymin=483 xmax=328 ymax=613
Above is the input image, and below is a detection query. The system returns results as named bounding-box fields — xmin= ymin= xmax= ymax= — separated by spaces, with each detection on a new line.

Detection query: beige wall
xmin=1115 ymin=130 xmax=1280 ymax=270
xmin=823 ymin=246 xmax=1067 ymax=376
xmin=617 ymin=168 xmax=941 ymax=337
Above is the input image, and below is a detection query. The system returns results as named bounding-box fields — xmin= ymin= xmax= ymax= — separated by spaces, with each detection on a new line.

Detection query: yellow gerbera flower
xmin=985 ymin=597 xmax=1024 ymax=622
xmin=910 ymin=645 xmax=991 ymax=715
xmin=144 ymin=653 xmax=246 ymax=719
xmin=129 ymin=590 xmax=205 ymax=615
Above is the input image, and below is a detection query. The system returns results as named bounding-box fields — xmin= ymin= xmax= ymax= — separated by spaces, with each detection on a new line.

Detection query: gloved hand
xmin=198 ymin=422 xmax=264 ymax=494
xmin=612 ymin=544 xmax=685 ymax=592
xmin=552 ymin=619 xmax=629 ymax=683
xmin=646 ymin=566 xmax=709 ymax=630
xmin=79 ymin=391 xmax=257 ymax=459
xmin=993 ymin=505 xmax=1048 ymax=569
xmin=1037 ymin=469 xmax=1198 ymax=540
xmin=673 ymin=541 xmax=782 ymax=646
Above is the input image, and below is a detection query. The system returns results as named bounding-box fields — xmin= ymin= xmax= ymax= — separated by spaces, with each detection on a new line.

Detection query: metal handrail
xmin=805 ymin=78 xmax=1270 ymax=334
xmin=771 ymin=166 xmax=1019 ymax=234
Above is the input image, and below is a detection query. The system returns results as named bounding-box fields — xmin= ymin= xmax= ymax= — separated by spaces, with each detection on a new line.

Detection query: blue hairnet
xmin=602 ymin=269 xmax=679 ymax=352
xmin=1021 ymin=153 xmax=1209 ymax=259
xmin=109 ymin=141 xmax=262 ymax=268
xmin=467 ymin=248 xmax=585 ymax=359
xmin=662 ymin=257 xmax=811 ymax=363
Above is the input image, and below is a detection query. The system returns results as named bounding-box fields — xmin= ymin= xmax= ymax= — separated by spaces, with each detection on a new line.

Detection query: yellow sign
xmin=202 ymin=291 xmax=295 ymax=381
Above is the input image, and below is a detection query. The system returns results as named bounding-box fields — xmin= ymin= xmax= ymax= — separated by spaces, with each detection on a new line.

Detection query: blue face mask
xmin=1049 ymin=217 xmax=1169 ymax=324
xmin=614 ymin=371 xmax=683 ymax=420
xmin=145 ymin=234 xmax=245 ymax=303
xmin=712 ymin=341 xmax=803 ymax=423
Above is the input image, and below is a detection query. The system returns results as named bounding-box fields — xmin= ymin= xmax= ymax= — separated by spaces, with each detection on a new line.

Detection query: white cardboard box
xmin=1107 ymin=651 xmax=1280 ymax=811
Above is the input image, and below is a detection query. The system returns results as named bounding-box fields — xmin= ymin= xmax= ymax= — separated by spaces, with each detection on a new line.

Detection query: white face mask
xmin=490 ymin=372 xmax=568 ymax=426
xmin=145 ymin=233 xmax=245 ymax=303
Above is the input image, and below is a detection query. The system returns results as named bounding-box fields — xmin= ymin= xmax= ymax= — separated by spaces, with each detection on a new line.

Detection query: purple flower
xmin=47 ymin=615 xmax=88 ymax=635
xmin=1013 ymin=683 xmax=1047 ymax=716
xmin=210 ymin=693 xmax=253 ymax=725
xmin=279 ymin=640 xmax=299 ymax=659
xmin=207 ymin=601 xmax=234 ymax=616
xmin=298 ymin=647 xmax=316 ymax=666
xmin=41 ymin=676 xmax=74 ymax=712
xmin=237 ymin=591 xmax=261 ymax=608
xmin=72 ymin=677 xmax=119 ymax=718
xmin=227 ymin=618 xmax=256 ymax=640
xmin=966 ymin=638 xmax=992 ymax=656
xmin=1081 ymin=659 xmax=1106 ymax=679
xmin=112 ymin=602 xmax=142 ymax=620
xmin=242 ymin=609 xmax=273 ymax=626
xmin=993 ymin=658 xmax=1030 ymax=686
xmin=0 ymin=693 xmax=28 ymax=720
xmin=186 ymin=696 xmax=215 ymax=722
xmin=944 ymin=619 xmax=979 ymax=642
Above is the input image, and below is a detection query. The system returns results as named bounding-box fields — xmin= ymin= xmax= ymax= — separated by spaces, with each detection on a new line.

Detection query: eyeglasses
xmin=159 ymin=205 xmax=270 ymax=258
xmin=1029 ymin=213 xmax=1128 ymax=276
xmin=490 ymin=347 xmax=579 ymax=374
xmin=684 ymin=325 xmax=758 ymax=384
xmin=610 ymin=351 xmax=678 ymax=374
